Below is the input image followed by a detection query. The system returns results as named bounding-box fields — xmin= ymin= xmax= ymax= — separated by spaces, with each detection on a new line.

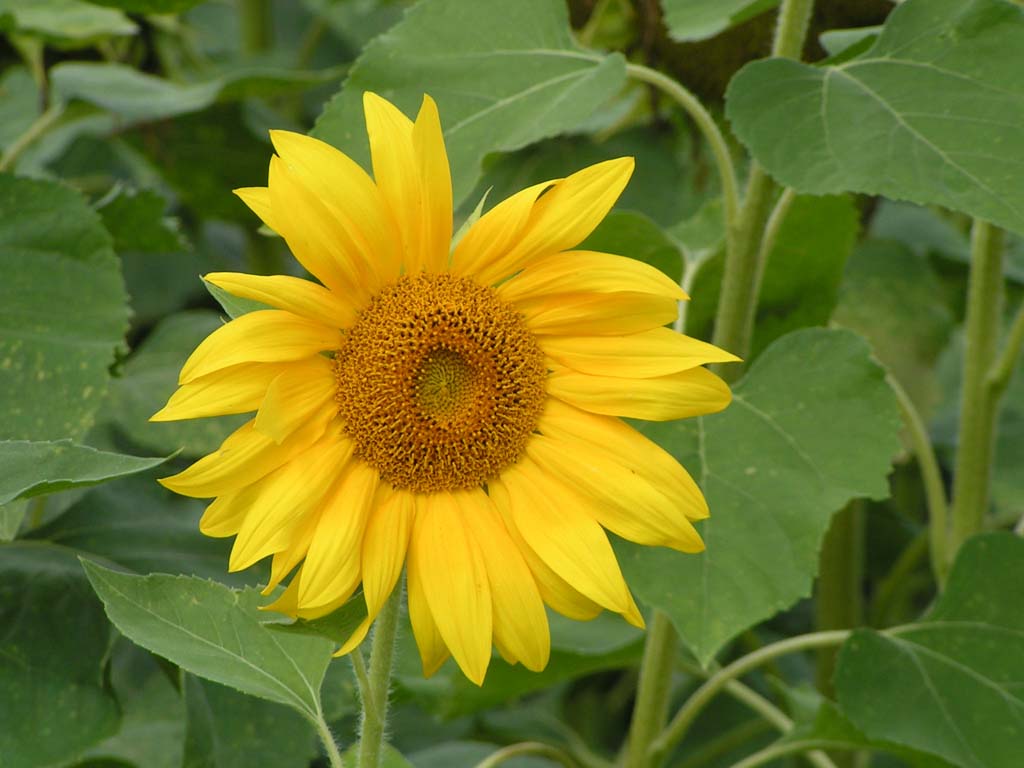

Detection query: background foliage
xmin=1 ymin=1 xmax=1022 ymax=767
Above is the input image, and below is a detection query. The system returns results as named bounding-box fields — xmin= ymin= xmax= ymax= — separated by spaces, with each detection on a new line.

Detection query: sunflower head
xmin=153 ymin=92 xmax=737 ymax=685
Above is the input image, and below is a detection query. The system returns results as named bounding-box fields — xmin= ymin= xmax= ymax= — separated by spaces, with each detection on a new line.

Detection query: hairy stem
xmin=815 ymin=502 xmax=864 ymax=698
xmin=357 ymin=589 xmax=401 ymax=768
xmin=625 ymin=611 xmax=679 ymax=768
xmin=649 ymin=630 xmax=851 ymax=763
xmin=710 ymin=0 xmax=814 ymax=376
xmin=313 ymin=711 xmax=345 ymax=768
xmin=886 ymin=375 xmax=950 ymax=584
xmin=948 ymin=220 xmax=1005 ymax=567
xmin=625 ymin=62 xmax=740 ymax=248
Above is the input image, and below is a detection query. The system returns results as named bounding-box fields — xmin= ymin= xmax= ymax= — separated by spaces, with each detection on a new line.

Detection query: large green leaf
xmin=0 ymin=174 xmax=129 ymax=441
xmin=50 ymin=63 xmax=339 ymax=125
xmin=726 ymin=0 xmax=1024 ymax=235
xmin=103 ymin=311 xmax=248 ymax=459
xmin=0 ymin=440 xmax=167 ymax=505
xmin=313 ymin=0 xmax=626 ymax=206
xmin=183 ymin=675 xmax=318 ymax=768
xmin=662 ymin=0 xmax=781 ymax=42
xmin=0 ymin=0 xmax=136 ymax=43
xmin=0 ymin=543 xmax=120 ymax=768
xmin=618 ymin=328 xmax=902 ymax=664
xmin=83 ymin=562 xmax=335 ymax=720
xmin=836 ymin=533 xmax=1024 ymax=768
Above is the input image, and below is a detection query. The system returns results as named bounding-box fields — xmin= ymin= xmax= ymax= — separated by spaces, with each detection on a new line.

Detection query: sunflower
xmin=154 ymin=92 xmax=736 ymax=685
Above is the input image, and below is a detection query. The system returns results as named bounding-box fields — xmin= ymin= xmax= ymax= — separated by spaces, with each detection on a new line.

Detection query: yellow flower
xmin=154 ymin=92 xmax=736 ymax=685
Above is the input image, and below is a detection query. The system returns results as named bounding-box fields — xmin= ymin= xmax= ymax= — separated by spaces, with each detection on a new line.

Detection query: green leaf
xmin=313 ymin=0 xmax=626 ymax=206
xmin=82 ymin=562 xmax=335 ymax=719
xmin=50 ymin=62 xmax=341 ymax=124
xmin=833 ymin=240 xmax=955 ymax=418
xmin=836 ymin=533 xmax=1024 ymax=768
xmin=204 ymin=280 xmax=272 ymax=320
xmin=0 ymin=543 xmax=120 ymax=768
xmin=0 ymin=0 xmax=136 ymax=43
xmin=28 ymin=472 xmax=259 ymax=586
xmin=726 ymin=0 xmax=1024 ymax=236
xmin=780 ymin=699 xmax=954 ymax=767
xmin=618 ymin=328 xmax=902 ymax=664
xmin=97 ymin=187 xmax=188 ymax=254
xmin=0 ymin=499 xmax=28 ymax=541
xmin=0 ymin=440 xmax=167 ymax=505
xmin=267 ymin=594 xmax=368 ymax=646
xmin=85 ymin=0 xmax=207 ymax=13
xmin=818 ymin=26 xmax=883 ymax=58
xmin=0 ymin=67 xmax=41 ymax=151
xmin=183 ymin=675 xmax=318 ymax=768
xmin=686 ymin=194 xmax=859 ymax=359
xmin=103 ymin=310 xmax=248 ymax=458
xmin=0 ymin=174 xmax=129 ymax=441
xmin=81 ymin=642 xmax=185 ymax=768
xmin=662 ymin=0 xmax=781 ymax=42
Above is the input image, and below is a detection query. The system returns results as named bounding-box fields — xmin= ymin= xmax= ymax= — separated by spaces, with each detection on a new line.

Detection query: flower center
xmin=333 ymin=272 xmax=546 ymax=493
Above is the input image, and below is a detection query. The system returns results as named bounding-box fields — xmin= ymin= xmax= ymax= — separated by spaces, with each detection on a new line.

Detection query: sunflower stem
xmin=0 ymin=102 xmax=64 ymax=173
xmin=887 ymin=374 xmax=950 ymax=585
xmin=948 ymin=220 xmax=1005 ymax=570
xmin=624 ymin=62 xmax=740 ymax=262
xmin=649 ymin=630 xmax=851 ymax=764
xmin=726 ymin=740 xmax=849 ymax=768
xmin=710 ymin=0 xmax=813 ymax=377
xmin=313 ymin=710 xmax=345 ymax=768
xmin=625 ymin=610 xmax=679 ymax=768
xmin=238 ymin=0 xmax=272 ymax=54
xmin=357 ymin=587 xmax=401 ymax=768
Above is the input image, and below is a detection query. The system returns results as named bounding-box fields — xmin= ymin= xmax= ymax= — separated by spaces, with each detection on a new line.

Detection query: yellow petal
xmin=228 ymin=429 xmax=354 ymax=571
xmin=407 ymin=560 xmax=450 ymax=678
xmin=268 ymin=155 xmax=378 ymax=304
xmin=263 ymin=501 xmax=323 ymax=595
xmin=541 ymin=327 xmax=740 ymax=378
xmin=452 ymin=180 xmax=555 ymax=282
xmin=363 ymin=92 xmax=424 ymax=273
xmin=152 ymin=362 xmax=286 ymax=422
xmin=269 ymin=130 xmax=401 ymax=287
xmin=489 ymin=478 xmax=603 ymax=622
xmin=296 ymin=460 xmax=378 ymax=614
xmin=498 ymin=250 xmax=686 ymax=304
xmin=178 ymin=310 xmax=342 ymax=384
xmin=457 ymin=488 xmax=550 ymax=672
xmin=518 ymin=292 xmax=679 ymax=336
xmin=198 ymin=486 xmax=257 ymax=538
xmin=234 ymin=186 xmax=278 ymax=231
xmin=497 ymin=458 xmax=641 ymax=626
xmin=204 ymin=272 xmax=356 ymax=329
xmin=335 ymin=614 xmax=373 ymax=657
xmin=469 ymin=159 xmax=633 ymax=284
xmin=412 ymin=492 xmax=492 ymax=685
xmin=159 ymin=411 xmax=333 ymax=498
xmin=361 ymin=485 xmax=415 ymax=618
xmin=548 ymin=364 xmax=732 ymax=421
xmin=527 ymin=435 xmax=704 ymax=553
xmin=412 ymin=95 xmax=453 ymax=272
xmin=539 ymin=398 xmax=709 ymax=521
xmin=254 ymin=356 xmax=337 ymax=443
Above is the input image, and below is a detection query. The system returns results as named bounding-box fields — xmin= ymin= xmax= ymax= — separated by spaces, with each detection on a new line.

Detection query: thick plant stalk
xmin=948 ymin=220 xmax=1005 ymax=569
xmin=625 ymin=611 xmax=679 ymax=768
xmin=357 ymin=589 xmax=402 ymax=768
